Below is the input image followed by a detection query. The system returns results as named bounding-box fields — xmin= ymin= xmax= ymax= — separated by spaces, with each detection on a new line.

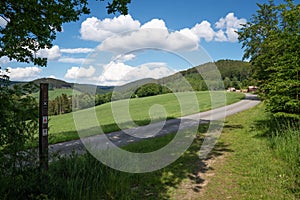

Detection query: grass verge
xmin=193 ymin=103 xmax=299 ymax=199
xmin=1 ymin=103 xmax=299 ymax=199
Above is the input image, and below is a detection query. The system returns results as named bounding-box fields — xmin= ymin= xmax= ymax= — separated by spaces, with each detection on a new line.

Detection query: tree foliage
xmin=238 ymin=0 xmax=300 ymax=119
xmin=0 ymin=0 xmax=130 ymax=66
xmin=0 ymin=69 xmax=38 ymax=182
xmin=134 ymin=83 xmax=171 ymax=98
xmin=160 ymin=60 xmax=253 ymax=91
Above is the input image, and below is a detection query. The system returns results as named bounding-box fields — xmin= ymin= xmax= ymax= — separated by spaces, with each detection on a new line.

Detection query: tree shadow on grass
xmin=45 ymin=119 xmax=241 ymax=199
xmin=42 ymin=122 xmax=237 ymax=200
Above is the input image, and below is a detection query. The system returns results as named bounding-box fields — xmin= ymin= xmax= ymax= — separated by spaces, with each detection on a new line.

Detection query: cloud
xmin=191 ymin=21 xmax=215 ymax=42
xmin=141 ymin=19 xmax=167 ymax=30
xmin=215 ymin=30 xmax=227 ymax=42
xmin=60 ymin=48 xmax=94 ymax=54
xmin=98 ymin=61 xmax=175 ymax=86
xmin=215 ymin=13 xmax=246 ymax=29
xmin=58 ymin=57 xmax=87 ymax=64
xmin=6 ymin=67 xmax=42 ymax=81
xmin=64 ymin=66 xmax=96 ymax=79
xmin=126 ymin=62 xmax=175 ymax=80
xmin=36 ymin=45 xmax=61 ymax=60
xmin=215 ymin=13 xmax=246 ymax=42
xmin=113 ymin=54 xmax=136 ymax=62
xmin=80 ymin=15 xmax=140 ymax=41
xmin=98 ymin=61 xmax=134 ymax=85
xmin=48 ymin=75 xmax=56 ymax=79
xmin=92 ymin=13 xmax=246 ymax=52
xmin=97 ymin=28 xmax=199 ymax=52
xmin=34 ymin=46 xmax=95 ymax=63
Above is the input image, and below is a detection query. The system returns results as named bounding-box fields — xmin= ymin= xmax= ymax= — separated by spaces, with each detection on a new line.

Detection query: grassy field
xmin=32 ymin=88 xmax=82 ymax=100
xmin=48 ymin=91 xmax=245 ymax=144
xmin=6 ymin=102 xmax=299 ymax=199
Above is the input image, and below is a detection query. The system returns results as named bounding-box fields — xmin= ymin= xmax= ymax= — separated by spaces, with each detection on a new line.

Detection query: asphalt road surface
xmin=49 ymin=93 xmax=260 ymax=157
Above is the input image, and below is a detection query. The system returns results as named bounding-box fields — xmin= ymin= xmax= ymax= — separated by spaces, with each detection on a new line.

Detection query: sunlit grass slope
xmin=48 ymin=91 xmax=245 ymax=144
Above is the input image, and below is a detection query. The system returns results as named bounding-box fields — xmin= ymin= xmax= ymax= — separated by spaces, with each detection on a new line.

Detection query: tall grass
xmin=0 ymin=128 xmax=207 ymax=200
xmin=255 ymin=113 xmax=300 ymax=197
xmin=268 ymin=118 xmax=300 ymax=197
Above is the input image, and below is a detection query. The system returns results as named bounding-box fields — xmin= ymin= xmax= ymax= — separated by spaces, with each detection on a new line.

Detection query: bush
xmin=135 ymin=83 xmax=171 ymax=98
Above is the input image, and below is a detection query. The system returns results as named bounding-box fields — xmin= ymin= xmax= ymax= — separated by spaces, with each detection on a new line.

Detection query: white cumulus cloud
xmin=65 ymin=66 xmax=96 ymax=79
xmin=141 ymin=19 xmax=167 ymax=30
xmin=127 ymin=62 xmax=175 ymax=81
xmin=98 ymin=61 xmax=175 ymax=86
xmin=215 ymin=13 xmax=246 ymax=42
xmin=97 ymin=28 xmax=198 ymax=53
xmin=215 ymin=30 xmax=227 ymax=42
xmin=92 ymin=13 xmax=246 ymax=52
xmin=98 ymin=61 xmax=134 ymax=85
xmin=80 ymin=15 xmax=140 ymax=41
xmin=36 ymin=45 xmax=61 ymax=60
xmin=191 ymin=21 xmax=215 ymax=42
xmin=6 ymin=67 xmax=42 ymax=81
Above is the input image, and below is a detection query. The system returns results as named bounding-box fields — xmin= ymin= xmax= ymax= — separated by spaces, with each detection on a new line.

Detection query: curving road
xmin=49 ymin=93 xmax=260 ymax=156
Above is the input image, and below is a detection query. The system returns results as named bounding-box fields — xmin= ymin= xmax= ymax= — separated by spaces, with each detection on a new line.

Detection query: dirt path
xmin=171 ymin=152 xmax=228 ymax=200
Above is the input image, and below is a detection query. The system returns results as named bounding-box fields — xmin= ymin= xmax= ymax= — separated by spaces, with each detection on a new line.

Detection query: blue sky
xmin=0 ymin=0 xmax=290 ymax=85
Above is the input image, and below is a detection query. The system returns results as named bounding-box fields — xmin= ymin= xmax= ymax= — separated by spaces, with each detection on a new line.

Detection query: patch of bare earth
xmin=171 ymin=152 xmax=228 ymax=200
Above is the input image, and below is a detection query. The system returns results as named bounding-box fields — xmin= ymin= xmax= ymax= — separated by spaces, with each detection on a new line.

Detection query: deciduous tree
xmin=238 ymin=0 xmax=299 ymax=119
xmin=0 ymin=0 xmax=130 ymax=66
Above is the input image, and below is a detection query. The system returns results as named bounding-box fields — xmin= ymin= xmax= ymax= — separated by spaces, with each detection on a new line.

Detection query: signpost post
xmin=39 ymin=83 xmax=49 ymax=170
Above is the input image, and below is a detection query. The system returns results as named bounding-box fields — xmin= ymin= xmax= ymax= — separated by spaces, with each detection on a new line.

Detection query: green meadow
xmin=6 ymin=102 xmax=299 ymax=199
xmin=48 ymin=91 xmax=245 ymax=144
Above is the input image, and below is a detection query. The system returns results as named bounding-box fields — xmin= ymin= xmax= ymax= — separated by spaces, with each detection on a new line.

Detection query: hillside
xmin=158 ymin=59 xmax=253 ymax=91
xmin=33 ymin=78 xmax=73 ymax=89
xmin=31 ymin=88 xmax=82 ymax=101
xmin=6 ymin=59 xmax=252 ymax=104
xmin=9 ymin=77 xmax=114 ymax=95
xmin=92 ymin=59 xmax=254 ymax=100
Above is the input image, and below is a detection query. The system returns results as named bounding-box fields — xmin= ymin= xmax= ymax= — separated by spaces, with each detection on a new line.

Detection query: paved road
xmin=49 ymin=93 xmax=260 ymax=156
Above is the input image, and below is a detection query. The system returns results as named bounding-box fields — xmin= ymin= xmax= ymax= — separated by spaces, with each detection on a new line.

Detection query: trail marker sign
xmin=39 ymin=83 xmax=49 ymax=170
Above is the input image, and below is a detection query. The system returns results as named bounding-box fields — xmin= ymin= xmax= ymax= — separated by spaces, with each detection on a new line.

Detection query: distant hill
xmin=31 ymin=88 xmax=82 ymax=101
xmin=32 ymin=78 xmax=73 ymax=89
xmin=6 ymin=59 xmax=252 ymax=96
xmin=9 ymin=78 xmax=114 ymax=95
xmin=157 ymin=59 xmax=252 ymax=91
xmin=102 ymin=59 xmax=253 ymax=99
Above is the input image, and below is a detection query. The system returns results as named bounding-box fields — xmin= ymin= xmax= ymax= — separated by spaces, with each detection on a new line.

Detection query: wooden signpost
xmin=39 ymin=83 xmax=49 ymax=170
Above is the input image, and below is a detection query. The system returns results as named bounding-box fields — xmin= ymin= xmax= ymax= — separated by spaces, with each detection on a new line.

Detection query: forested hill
xmin=214 ymin=59 xmax=251 ymax=80
xmin=158 ymin=59 xmax=253 ymax=91
xmin=112 ymin=59 xmax=254 ymax=99
xmin=8 ymin=78 xmax=114 ymax=94
xmin=33 ymin=78 xmax=73 ymax=89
